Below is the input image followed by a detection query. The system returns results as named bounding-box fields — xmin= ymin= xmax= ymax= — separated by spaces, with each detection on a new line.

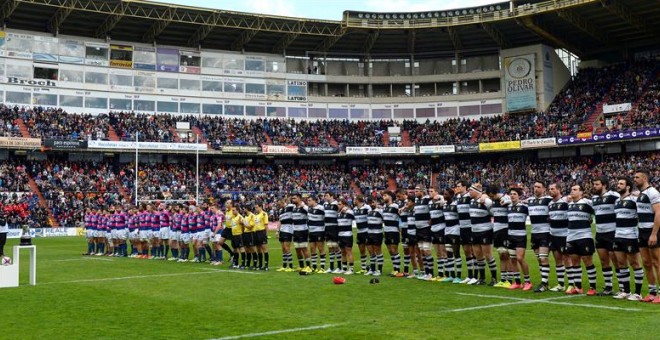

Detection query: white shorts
xmin=139 ymin=230 xmax=151 ymax=241
xmin=86 ymin=230 xmax=94 ymax=239
xmin=110 ymin=230 xmax=119 ymax=240
xmin=213 ymin=233 xmax=223 ymax=243
xmin=181 ymin=233 xmax=192 ymax=244
xmin=151 ymin=230 xmax=161 ymax=239
xmin=129 ymin=230 xmax=139 ymax=240
xmin=94 ymin=230 xmax=106 ymax=238
xmin=160 ymin=227 xmax=170 ymax=240
xmin=116 ymin=229 xmax=128 ymax=240
xmin=169 ymin=231 xmax=180 ymax=242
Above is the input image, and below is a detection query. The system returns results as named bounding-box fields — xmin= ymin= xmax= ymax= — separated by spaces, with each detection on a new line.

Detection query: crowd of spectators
xmin=110 ymin=112 xmax=177 ymax=142
xmin=0 ymin=105 xmax=23 ymax=137
xmin=192 ymin=117 xmax=266 ymax=148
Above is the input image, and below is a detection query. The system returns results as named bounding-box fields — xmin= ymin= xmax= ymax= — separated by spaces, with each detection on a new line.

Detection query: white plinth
xmin=0 ymin=245 xmax=37 ymax=287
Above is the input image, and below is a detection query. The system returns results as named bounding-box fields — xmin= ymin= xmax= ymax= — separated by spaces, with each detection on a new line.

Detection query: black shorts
xmin=596 ymin=231 xmax=615 ymax=251
xmin=493 ymin=229 xmax=508 ymax=249
xmin=242 ymin=232 xmax=255 ymax=247
xmin=416 ymin=227 xmax=432 ymax=242
xmin=400 ymin=228 xmax=409 ymax=244
xmin=338 ymin=236 xmax=354 ymax=249
xmin=446 ymin=234 xmax=461 ymax=246
xmin=356 ymin=232 xmax=368 ymax=245
xmin=324 ymin=226 xmax=339 ymax=242
xmin=531 ymin=233 xmax=551 ymax=250
xmin=220 ymin=228 xmax=233 ymax=239
xmin=638 ymin=229 xmax=656 ymax=248
xmin=508 ymin=235 xmax=527 ymax=250
xmin=231 ymin=235 xmax=243 ymax=248
xmin=293 ymin=230 xmax=309 ymax=244
xmin=549 ymin=235 xmax=567 ymax=253
xmin=367 ymin=233 xmax=383 ymax=246
xmin=384 ymin=232 xmax=400 ymax=245
xmin=613 ymin=238 xmax=640 ymax=254
xmin=432 ymin=229 xmax=445 ymax=245
xmin=460 ymin=227 xmax=473 ymax=245
xmin=406 ymin=234 xmax=417 ymax=247
xmin=255 ymin=230 xmax=268 ymax=245
xmin=566 ymin=238 xmax=595 ymax=256
xmin=309 ymin=232 xmax=325 ymax=243
xmin=278 ymin=231 xmax=293 ymax=243
xmin=472 ymin=230 xmax=493 ymax=245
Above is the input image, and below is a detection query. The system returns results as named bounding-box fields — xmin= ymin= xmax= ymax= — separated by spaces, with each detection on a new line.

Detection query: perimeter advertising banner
xmin=504 ymin=54 xmax=536 ymax=112
xmin=556 ymin=128 xmax=660 ymax=145
xmin=478 ymin=140 xmax=521 ymax=152
xmin=261 ymin=145 xmax=299 ymax=154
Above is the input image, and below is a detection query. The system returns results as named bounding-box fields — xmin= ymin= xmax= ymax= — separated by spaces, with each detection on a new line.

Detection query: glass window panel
xmin=6 ymin=91 xmax=31 ymax=104
xmin=134 ymin=100 xmax=155 ymax=112
xmin=85 ymin=72 xmax=108 ymax=84
xmin=266 ymin=107 xmax=286 ymax=117
xmin=416 ymin=108 xmax=435 ymax=118
xmin=158 ymin=77 xmax=178 ymax=89
xmin=245 ymin=106 xmax=265 ymax=116
xmin=245 ymin=59 xmax=265 ymax=71
xmin=180 ymin=102 xmax=200 ymax=114
xmin=109 ymin=98 xmax=132 ymax=111
xmin=202 ymin=57 xmax=222 ymax=68
xmin=6 ymin=64 xmax=32 ymax=78
xmin=180 ymin=79 xmax=200 ymax=91
xmin=350 ymin=109 xmax=367 ymax=119
xmin=245 ymin=83 xmax=265 ymax=94
xmin=202 ymin=104 xmax=223 ymax=115
xmin=110 ymin=74 xmax=132 ymax=86
xmin=372 ymin=109 xmax=392 ymax=119
xmin=225 ymin=105 xmax=243 ymax=116
xmin=60 ymin=95 xmax=83 ymax=107
xmin=202 ymin=81 xmax=222 ymax=92
xmin=157 ymin=101 xmax=178 ymax=113
xmin=134 ymin=76 xmax=155 ymax=88
xmin=59 ymin=69 xmax=83 ymax=82
xmin=224 ymin=82 xmax=244 ymax=93
xmin=328 ymin=108 xmax=348 ymax=119
xmin=393 ymin=108 xmax=414 ymax=118
xmin=85 ymin=97 xmax=108 ymax=109
xmin=308 ymin=108 xmax=327 ymax=118
xmin=288 ymin=107 xmax=307 ymax=118
xmin=33 ymin=93 xmax=57 ymax=106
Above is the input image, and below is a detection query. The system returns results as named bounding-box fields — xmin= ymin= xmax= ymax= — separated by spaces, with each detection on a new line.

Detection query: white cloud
xmin=240 ymin=0 xmax=299 ymax=17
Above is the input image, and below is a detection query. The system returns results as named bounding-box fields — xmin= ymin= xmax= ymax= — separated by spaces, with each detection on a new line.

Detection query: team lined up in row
xmin=83 ymin=202 xmax=272 ymax=270
xmin=273 ymin=170 xmax=660 ymax=302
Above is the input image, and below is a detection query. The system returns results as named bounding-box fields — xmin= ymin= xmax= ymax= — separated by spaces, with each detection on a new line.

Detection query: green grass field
xmin=1 ymin=235 xmax=660 ymax=340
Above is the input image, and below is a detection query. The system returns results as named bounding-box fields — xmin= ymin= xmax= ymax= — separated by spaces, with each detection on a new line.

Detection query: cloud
xmin=240 ymin=0 xmax=299 ymax=17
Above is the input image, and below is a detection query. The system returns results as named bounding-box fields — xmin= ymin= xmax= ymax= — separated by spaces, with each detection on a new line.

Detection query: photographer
xmin=0 ymin=211 xmax=8 ymax=257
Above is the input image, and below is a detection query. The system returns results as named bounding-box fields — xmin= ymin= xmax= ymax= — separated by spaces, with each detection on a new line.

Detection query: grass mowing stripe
xmin=209 ymin=323 xmax=345 ymax=340
xmin=40 ymin=268 xmax=261 ymax=285
xmin=455 ymin=292 xmax=642 ymax=312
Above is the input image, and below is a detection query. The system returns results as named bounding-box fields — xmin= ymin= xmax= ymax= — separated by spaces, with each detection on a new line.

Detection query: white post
xmin=135 ymin=131 xmax=139 ymax=206
xmin=196 ymin=133 xmax=199 ymax=205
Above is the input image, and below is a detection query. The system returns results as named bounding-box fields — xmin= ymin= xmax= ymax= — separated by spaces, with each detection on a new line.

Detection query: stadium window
xmin=179 ymin=54 xmax=200 ymax=67
xmin=267 ymin=61 xmax=281 ymax=73
xmin=245 ymin=83 xmax=265 ymax=94
xmin=245 ymin=105 xmax=265 ymax=116
xmin=84 ymin=97 xmax=108 ymax=109
xmin=110 ymin=48 xmax=132 ymax=61
xmin=133 ymin=100 xmax=155 ymax=112
xmin=202 ymin=80 xmax=223 ymax=92
xmin=372 ymin=109 xmax=392 ymax=119
xmin=202 ymin=104 xmax=223 ymax=115
xmin=33 ymin=93 xmax=57 ymax=106
xmin=180 ymin=102 xmax=200 ymax=114
xmin=180 ymin=79 xmax=200 ymax=91
xmin=60 ymin=95 xmax=83 ymax=108
xmin=33 ymin=67 xmax=58 ymax=80
xmin=59 ymin=69 xmax=83 ymax=83
xmin=157 ymin=101 xmax=178 ymax=113
xmin=416 ymin=108 xmax=435 ymax=118
xmin=288 ymin=107 xmax=307 ymax=118
xmin=225 ymin=105 xmax=244 ymax=116
xmin=110 ymin=74 xmax=132 ymax=86
xmin=394 ymin=108 xmax=414 ymax=118
xmin=109 ymin=98 xmax=132 ymax=111
xmin=267 ymin=84 xmax=285 ymax=97
xmin=85 ymin=72 xmax=108 ymax=85
xmin=245 ymin=59 xmax=265 ymax=72
xmin=202 ymin=56 xmax=222 ymax=68
xmin=134 ymin=75 xmax=155 ymax=88
xmin=308 ymin=108 xmax=327 ymax=118
xmin=158 ymin=77 xmax=178 ymax=89
xmin=266 ymin=106 xmax=286 ymax=117
xmin=6 ymin=64 xmax=32 ymax=78
xmin=350 ymin=108 xmax=367 ymax=119
xmin=328 ymin=108 xmax=348 ymax=119
xmin=5 ymin=91 xmax=31 ymax=104
xmin=85 ymin=46 xmax=108 ymax=60
xmin=224 ymin=82 xmax=244 ymax=93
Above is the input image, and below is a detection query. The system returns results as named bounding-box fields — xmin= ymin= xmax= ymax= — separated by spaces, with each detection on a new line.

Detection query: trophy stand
xmin=0 ymin=226 xmax=36 ymax=288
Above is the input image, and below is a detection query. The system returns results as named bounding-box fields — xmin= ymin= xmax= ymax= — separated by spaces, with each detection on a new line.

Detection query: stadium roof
xmin=2 ymin=0 xmax=659 ymax=59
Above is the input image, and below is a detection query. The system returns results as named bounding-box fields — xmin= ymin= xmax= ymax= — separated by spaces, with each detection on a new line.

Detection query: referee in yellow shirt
xmin=243 ymin=205 xmax=258 ymax=270
xmin=254 ymin=204 xmax=270 ymax=270
xmin=230 ymin=204 xmax=246 ymax=269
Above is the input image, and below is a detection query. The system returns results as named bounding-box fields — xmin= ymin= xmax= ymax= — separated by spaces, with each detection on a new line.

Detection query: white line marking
xmin=453 ymin=292 xmax=641 ymax=312
xmin=209 ymin=324 xmax=344 ymax=340
xmin=42 ymin=269 xmax=261 ymax=285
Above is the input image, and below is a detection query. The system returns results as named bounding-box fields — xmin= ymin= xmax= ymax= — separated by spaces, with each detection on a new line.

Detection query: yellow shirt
xmin=243 ymin=212 xmax=256 ymax=233
xmin=254 ymin=211 xmax=269 ymax=231
xmin=230 ymin=213 xmax=244 ymax=236
xmin=225 ymin=210 xmax=234 ymax=229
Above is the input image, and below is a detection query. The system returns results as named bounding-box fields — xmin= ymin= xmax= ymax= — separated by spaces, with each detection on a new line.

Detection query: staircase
xmin=400 ymin=130 xmax=412 ymax=147
xmin=107 ymin=125 xmax=120 ymax=141
xmin=387 ymin=176 xmax=397 ymax=191
xmin=263 ymin=132 xmax=273 ymax=145
xmin=26 ymin=174 xmax=58 ymax=227
xmin=581 ymin=96 xmax=610 ymax=132
xmin=14 ymin=119 xmax=31 ymax=138
xmin=350 ymin=181 xmax=363 ymax=196
xmin=381 ymin=131 xmax=390 ymax=146
xmin=169 ymin=127 xmax=182 ymax=143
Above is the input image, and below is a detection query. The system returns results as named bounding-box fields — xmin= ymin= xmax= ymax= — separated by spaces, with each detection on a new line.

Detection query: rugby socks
xmin=264 ymin=252 xmax=269 ymax=268
xmin=514 ymin=271 xmax=521 ymax=284
xmin=205 ymin=245 xmax=214 ymax=259
xmin=329 ymin=252 xmax=335 ymax=270
xmin=634 ymin=267 xmax=644 ymax=295
xmin=424 ymin=256 xmax=434 ymax=276
xmin=466 ymin=257 xmax=475 ymax=279
xmin=221 ymin=244 xmax=233 ymax=254
xmin=649 ymin=284 xmax=657 ymax=296
xmin=311 ymin=253 xmax=318 ymax=270
xmin=618 ymin=268 xmax=630 ymax=293
xmin=370 ymin=255 xmax=377 ymax=272
xmin=540 ymin=264 xmax=550 ymax=285
xmin=164 ymin=244 xmax=170 ymax=258
xmin=320 ymin=253 xmax=326 ymax=270
xmin=602 ymin=266 xmax=613 ymax=291
xmin=455 ymin=257 xmax=463 ymax=278
xmin=403 ymin=255 xmax=411 ymax=274
xmin=298 ymin=257 xmax=304 ymax=269
xmin=488 ymin=258 xmax=497 ymax=281
xmin=524 ymin=274 xmax=530 ymax=284
xmin=377 ymin=254 xmax=384 ymax=272
xmin=446 ymin=257 xmax=455 ymax=278
xmin=171 ymin=248 xmax=179 ymax=259
xmin=87 ymin=242 xmax=94 ymax=254
xmin=246 ymin=253 xmax=252 ymax=267
xmin=258 ymin=253 xmax=263 ymax=268
xmin=556 ymin=265 xmax=565 ymax=286
xmin=437 ymin=257 xmax=446 ymax=277
xmin=335 ymin=250 xmax=342 ymax=269
xmin=571 ymin=266 xmax=582 ymax=289
xmin=586 ymin=264 xmax=597 ymax=289
xmin=241 ymin=252 xmax=246 ymax=267
xmin=360 ymin=255 xmax=368 ymax=272
xmin=253 ymin=252 xmax=258 ymax=268
xmin=392 ymin=253 xmax=401 ymax=272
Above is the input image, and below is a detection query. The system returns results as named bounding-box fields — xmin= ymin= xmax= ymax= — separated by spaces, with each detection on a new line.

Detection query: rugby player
xmin=612 ymin=177 xmax=644 ymax=301
xmin=633 ymin=169 xmax=660 ymax=302
xmin=591 ymin=176 xmax=620 ymax=295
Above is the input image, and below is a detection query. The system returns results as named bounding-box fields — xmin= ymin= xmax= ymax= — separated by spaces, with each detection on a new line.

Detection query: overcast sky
xmin=147 ymin=0 xmax=503 ymax=20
